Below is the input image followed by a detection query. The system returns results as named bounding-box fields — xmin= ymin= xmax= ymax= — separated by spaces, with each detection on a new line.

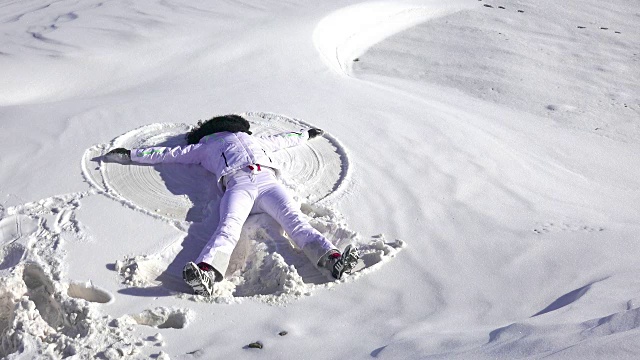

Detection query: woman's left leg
xmin=255 ymin=172 xmax=337 ymax=265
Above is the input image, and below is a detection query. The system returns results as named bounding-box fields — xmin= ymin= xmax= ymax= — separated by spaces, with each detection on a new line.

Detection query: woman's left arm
xmin=258 ymin=128 xmax=324 ymax=152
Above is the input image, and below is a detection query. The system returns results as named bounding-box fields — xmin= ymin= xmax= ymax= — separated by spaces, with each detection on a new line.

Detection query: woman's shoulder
xmin=199 ymin=131 xmax=233 ymax=144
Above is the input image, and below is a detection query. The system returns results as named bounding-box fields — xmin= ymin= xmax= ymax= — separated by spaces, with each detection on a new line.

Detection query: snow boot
xmin=182 ymin=262 xmax=216 ymax=297
xmin=328 ymin=245 xmax=360 ymax=280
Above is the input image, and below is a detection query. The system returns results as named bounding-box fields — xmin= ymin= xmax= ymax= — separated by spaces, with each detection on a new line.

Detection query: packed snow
xmin=1 ymin=0 xmax=639 ymax=358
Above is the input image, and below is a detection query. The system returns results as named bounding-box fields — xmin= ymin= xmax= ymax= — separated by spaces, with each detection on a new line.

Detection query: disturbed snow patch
xmin=0 ymin=193 xmax=137 ymax=358
xmin=114 ymin=205 xmax=406 ymax=305
xmin=0 ymin=194 xmax=196 ymax=358
xmin=128 ymin=307 xmax=192 ymax=329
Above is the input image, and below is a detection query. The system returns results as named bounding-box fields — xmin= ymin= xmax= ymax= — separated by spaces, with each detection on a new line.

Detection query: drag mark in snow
xmin=313 ymin=1 xmax=474 ymax=76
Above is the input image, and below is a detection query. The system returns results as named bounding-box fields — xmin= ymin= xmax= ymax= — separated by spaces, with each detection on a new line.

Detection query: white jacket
xmin=130 ymin=130 xmax=309 ymax=190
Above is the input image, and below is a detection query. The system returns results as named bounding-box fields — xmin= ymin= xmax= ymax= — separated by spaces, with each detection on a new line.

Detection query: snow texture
xmin=1 ymin=0 xmax=639 ymax=358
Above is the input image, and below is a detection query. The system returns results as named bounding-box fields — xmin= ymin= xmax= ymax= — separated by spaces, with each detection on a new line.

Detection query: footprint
xmin=0 ymin=244 xmax=26 ymax=271
xmin=22 ymin=263 xmax=65 ymax=330
xmin=130 ymin=307 xmax=191 ymax=329
xmin=358 ymin=237 xmax=406 ymax=268
xmin=67 ymin=281 xmax=113 ymax=304
xmin=22 ymin=263 xmax=94 ymax=338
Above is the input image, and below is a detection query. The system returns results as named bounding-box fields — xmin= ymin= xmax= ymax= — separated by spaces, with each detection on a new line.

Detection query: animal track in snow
xmin=532 ymin=222 xmax=604 ymax=235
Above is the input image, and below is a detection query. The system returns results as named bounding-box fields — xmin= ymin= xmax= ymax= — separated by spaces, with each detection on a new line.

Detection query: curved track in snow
xmin=313 ymin=0 xmax=473 ymax=76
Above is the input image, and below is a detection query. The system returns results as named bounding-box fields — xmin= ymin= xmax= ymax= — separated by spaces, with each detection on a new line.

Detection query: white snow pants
xmin=195 ymin=166 xmax=336 ymax=280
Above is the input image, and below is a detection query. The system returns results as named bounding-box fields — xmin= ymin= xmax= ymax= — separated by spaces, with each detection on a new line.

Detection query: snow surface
xmin=1 ymin=0 xmax=639 ymax=358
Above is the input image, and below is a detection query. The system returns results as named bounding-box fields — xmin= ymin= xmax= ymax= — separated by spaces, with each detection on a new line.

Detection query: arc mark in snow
xmin=313 ymin=1 xmax=474 ymax=76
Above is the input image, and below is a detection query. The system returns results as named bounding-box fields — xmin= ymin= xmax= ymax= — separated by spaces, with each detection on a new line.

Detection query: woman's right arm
xmin=131 ymin=144 xmax=204 ymax=164
xmin=104 ymin=144 xmax=205 ymax=165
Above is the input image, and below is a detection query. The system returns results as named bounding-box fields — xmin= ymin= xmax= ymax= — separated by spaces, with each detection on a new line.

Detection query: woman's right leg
xmin=196 ymin=174 xmax=256 ymax=280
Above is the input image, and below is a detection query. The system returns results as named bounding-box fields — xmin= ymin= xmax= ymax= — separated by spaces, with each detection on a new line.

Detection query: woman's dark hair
xmin=186 ymin=115 xmax=252 ymax=144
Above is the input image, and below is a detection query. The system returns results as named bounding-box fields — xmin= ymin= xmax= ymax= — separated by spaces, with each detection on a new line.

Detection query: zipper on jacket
xmin=221 ymin=152 xmax=229 ymax=167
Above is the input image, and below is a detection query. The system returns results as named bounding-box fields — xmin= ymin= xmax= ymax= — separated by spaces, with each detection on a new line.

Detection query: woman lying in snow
xmin=104 ymin=115 xmax=359 ymax=297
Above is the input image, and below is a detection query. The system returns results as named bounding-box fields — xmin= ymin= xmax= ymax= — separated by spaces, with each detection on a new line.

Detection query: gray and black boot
xmin=182 ymin=262 xmax=216 ymax=297
xmin=324 ymin=245 xmax=360 ymax=280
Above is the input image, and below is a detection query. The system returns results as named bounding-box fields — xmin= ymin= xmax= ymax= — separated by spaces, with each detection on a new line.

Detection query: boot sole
xmin=332 ymin=245 xmax=360 ymax=280
xmin=183 ymin=262 xmax=214 ymax=297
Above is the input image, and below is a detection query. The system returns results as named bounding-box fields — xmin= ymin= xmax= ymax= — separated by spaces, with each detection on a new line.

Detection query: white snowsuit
xmin=130 ymin=130 xmax=336 ymax=280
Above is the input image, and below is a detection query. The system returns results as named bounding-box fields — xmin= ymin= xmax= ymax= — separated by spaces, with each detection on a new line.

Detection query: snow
xmin=1 ymin=0 xmax=639 ymax=358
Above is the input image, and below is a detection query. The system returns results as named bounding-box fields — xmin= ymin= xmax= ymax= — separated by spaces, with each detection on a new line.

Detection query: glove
xmin=103 ymin=147 xmax=131 ymax=164
xmin=308 ymin=128 xmax=324 ymax=139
